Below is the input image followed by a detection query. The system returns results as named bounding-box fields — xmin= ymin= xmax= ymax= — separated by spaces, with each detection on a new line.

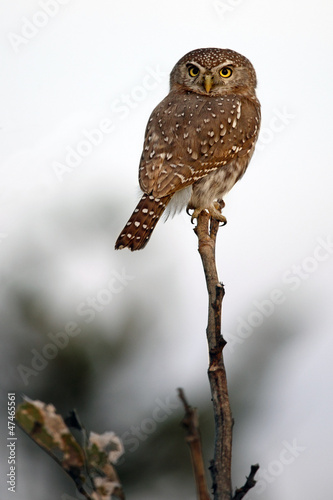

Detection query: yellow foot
xmin=188 ymin=202 xmax=227 ymax=225
xmin=211 ymin=202 xmax=227 ymax=225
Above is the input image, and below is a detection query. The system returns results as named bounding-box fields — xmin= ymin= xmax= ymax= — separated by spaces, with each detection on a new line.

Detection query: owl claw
xmin=210 ymin=206 xmax=227 ymax=225
xmin=188 ymin=204 xmax=227 ymax=225
xmin=186 ymin=206 xmax=199 ymax=223
xmin=212 ymin=201 xmax=227 ymax=225
xmin=190 ymin=208 xmax=203 ymax=224
xmin=186 ymin=206 xmax=193 ymax=217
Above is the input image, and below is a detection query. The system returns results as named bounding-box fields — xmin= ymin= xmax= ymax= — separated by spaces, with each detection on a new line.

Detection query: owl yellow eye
xmin=219 ymin=67 xmax=233 ymax=78
xmin=188 ymin=65 xmax=200 ymax=77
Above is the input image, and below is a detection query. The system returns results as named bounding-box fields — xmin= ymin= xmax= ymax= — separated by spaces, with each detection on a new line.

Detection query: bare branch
xmin=194 ymin=210 xmax=235 ymax=500
xmin=178 ymin=388 xmax=211 ymax=500
xmin=232 ymin=465 xmax=260 ymax=500
xmin=194 ymin=207 xmax=259 ymax=499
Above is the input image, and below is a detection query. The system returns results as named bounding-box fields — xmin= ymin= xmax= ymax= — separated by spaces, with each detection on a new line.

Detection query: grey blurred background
xmin=1 ymin=1 xmax=333 ymax=499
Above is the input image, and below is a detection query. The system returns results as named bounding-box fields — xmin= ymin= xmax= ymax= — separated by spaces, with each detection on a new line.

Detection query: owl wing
xmin=139 ymin=92 xmax=260 ymax=198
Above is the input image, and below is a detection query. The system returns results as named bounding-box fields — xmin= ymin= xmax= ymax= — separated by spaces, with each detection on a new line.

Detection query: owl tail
xmin=115 ymin=193 xmax=172 ymax=251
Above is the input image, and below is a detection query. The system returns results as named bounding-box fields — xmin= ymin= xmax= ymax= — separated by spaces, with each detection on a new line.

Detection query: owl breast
xmin=189 ymin=146 xmax=255 ymax=208
xmin=166 ymin=149 xmax=253 ymax=218
xmin=140 ymin=91 xmax=260 ymax=200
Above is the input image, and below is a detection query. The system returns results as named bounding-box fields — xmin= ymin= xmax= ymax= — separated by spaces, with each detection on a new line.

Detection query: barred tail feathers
xmin=115 ymin=193 xmax=172 ymax=251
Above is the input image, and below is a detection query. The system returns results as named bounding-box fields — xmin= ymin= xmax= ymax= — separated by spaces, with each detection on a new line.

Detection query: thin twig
xmin=178 ymin=388 xmax=211 ymax=500
xmin=232 ymin=465 xmax=260 ymax=500
xmin=194 ymin=211 xmax=233 ymax=500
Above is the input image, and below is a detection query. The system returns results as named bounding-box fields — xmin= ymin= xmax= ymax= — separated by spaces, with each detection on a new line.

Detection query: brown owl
xmin=115 ymin=48 xmax=261 ymax=251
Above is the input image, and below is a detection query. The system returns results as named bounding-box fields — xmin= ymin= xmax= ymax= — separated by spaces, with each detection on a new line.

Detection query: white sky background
xmin=1 ymin=0 xmax=333 ymax=499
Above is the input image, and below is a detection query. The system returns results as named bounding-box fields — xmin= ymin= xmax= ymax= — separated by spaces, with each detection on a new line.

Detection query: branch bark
xmin=194 ymin=209 xmax=258 ymax=500
xmin=178 ymin=388 xmax=211 ymax=500
xmin=195 ymin=210 xmax=233 ymax=500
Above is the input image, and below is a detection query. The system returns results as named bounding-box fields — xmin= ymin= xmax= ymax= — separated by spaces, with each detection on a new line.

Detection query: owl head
xmin=170 ymin=47 xmax=257 ymax=97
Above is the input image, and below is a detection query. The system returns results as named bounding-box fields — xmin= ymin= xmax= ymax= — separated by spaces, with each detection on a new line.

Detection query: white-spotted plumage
xmin=115 ymin=47 xmax=261 ymax=251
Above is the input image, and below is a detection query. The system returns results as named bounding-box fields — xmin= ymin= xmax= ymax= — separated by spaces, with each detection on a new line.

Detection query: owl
xmin=115 ymin=48 xmax=261 ymax=251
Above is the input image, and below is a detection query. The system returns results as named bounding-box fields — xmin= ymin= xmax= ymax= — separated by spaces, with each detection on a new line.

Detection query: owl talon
xmin=186 ymin=206 xmax=193 ymax=217
xmin=212 ymin=201 xmax=227 ymax=225
xmin=189 ymin=208 xmax=208 ymax=223
xmin=210 ymin=206 xmax=227 ymax=225
xmin=189 ymin=205 xmax=227 ymax=225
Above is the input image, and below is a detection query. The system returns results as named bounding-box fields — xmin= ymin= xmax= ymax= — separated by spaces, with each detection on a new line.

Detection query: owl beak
xmin=203 ymin=74 xmax=214 ymax=93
